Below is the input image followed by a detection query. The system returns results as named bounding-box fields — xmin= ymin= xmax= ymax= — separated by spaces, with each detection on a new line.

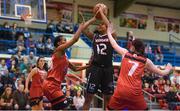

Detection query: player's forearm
xmin=107 ymin=31 xmax=119 ymax=52
xmin=75 ymin=65 xmax=90 ymax=71
xmin=158 ymin=69 xmax=171 ymax=76
xmin=83 ymin=18 xmax=95 ymax=29
xmin=100 ymin=10 xmax=109 ymax=26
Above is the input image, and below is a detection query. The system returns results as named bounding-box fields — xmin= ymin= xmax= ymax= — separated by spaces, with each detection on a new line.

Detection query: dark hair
xmin=54 ymin=35 xmax=63 ymax=48
xmin=36 ymin=56 xmax=45 ymax=69
xmin=132 ymin=39 xmax=145 ymax=55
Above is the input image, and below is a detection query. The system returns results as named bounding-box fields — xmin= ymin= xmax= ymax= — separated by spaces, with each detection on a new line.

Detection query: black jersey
xmin=91 ymin=33 xmax=113 ymax=67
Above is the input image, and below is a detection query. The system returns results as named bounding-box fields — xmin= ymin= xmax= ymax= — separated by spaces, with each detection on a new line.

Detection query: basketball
xmin=93 ymin=3 xmax=108 ymax=19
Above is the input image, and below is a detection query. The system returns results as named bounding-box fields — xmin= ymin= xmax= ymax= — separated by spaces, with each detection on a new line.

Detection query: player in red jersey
xmin=42 ymin=23 xmax=89 ymax=110
xmin=106 ymin=23 xmax=173 ymax=110
xmin=25 ymin=56 xmax=47 ymax=110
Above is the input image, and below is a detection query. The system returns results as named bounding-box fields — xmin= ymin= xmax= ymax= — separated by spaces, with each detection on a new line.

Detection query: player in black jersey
xmin=82 ymin=7 xmax=116 ymax=110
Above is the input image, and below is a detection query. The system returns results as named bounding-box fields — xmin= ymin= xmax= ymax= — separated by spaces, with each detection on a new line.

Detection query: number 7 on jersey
xmin=128 ymin=60 xmax=139 ymax=76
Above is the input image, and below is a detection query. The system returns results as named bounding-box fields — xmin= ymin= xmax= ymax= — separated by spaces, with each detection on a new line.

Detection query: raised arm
xmin=55 ymin=23 xmax=84 ymax=52
xmin=99 ymin=7 xmax=109 ymax=26
xmin=145 ymin=59 xmax=172 ymax=76
xmin=68 ymin=61 xmax=90 ymax=72
xmin=82 ymin=17 xmax=96 ymax=40
xmin=24 ymin=68 xmax=37 ymax=93
xmin=107 ymin=23 xmax=128 ymax=56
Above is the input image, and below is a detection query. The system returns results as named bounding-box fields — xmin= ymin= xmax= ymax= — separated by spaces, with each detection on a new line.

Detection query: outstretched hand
xmin=166 ymin=63 xmax=173 ymax=70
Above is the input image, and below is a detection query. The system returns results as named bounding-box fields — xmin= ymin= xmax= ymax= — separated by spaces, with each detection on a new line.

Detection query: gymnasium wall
xmin=51 ymin=0 xmax=180 ymax=42
xmin=1 ymin=0 xmax=180 ymax=42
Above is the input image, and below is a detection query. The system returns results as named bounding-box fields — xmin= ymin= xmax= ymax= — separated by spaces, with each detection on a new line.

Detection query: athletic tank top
xmin=117 ymin=52 xmax=147 ymax=95
xmin=91 ymin=34 xmax=113 ymax=67
xmin=46 ymin=54 xmax=69 ymax=84
xmin=31 ymin=68 xmax=46 ymax=87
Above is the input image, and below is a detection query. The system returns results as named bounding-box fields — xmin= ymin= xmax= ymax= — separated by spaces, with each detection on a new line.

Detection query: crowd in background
xmin=0 ymin=21 xmax=179 ymax=110
xmin=142 ymin=69 xmax=180 ymax=109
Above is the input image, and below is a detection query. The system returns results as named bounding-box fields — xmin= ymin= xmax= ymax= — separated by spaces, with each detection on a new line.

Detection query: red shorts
xmin=108 ymin=87 xmax=147 ymax=110
xmin=42 ymin=80 xmax=66 ymax=106
xmin=30 ymin=86 xmax=43 ymax=99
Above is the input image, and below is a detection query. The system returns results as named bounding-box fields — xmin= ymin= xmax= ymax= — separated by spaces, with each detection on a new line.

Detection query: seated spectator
xmin=15 ymin=34 xmax=26 ymax=53
xmin=15 ymin=51 xmax=24 ymax=65
xmin=10 ymin=23 xmax=19 ymax=41
xmin=26 ymin=36 xmax=37 ymax=55
xmin=155 ymin=45 xmax=164 ymax=63
xmin=0 ymin=86 xmax=13 ymax=110
xmin=27 ymin=51 xmax=36 ymax=66
xmin=63 ymin=21 xmax=73 ymax=34
xmin=45 ymin=38 xmax=54 ymax=55
xmin=73 ymin=90 xmax=85 ymax=110
xmin=0 ymin=22 xmax=12 ymax=40
xmin=145 ymin=44 xmax=153 ymax=60
xmin=20 ymin=57 xmax=29 ymax=75
xmin=6 ymin=55 xmax=18 ymax=69
xmin=66 ymin=89 xmax=76 ymax=110
xmin=166 ymin=87 xmax=179 ymax=110
xmin=15 ymin=78 xmax=23 ymax=89
xmin=23 ymin=27 xmax=31 ymax=40
xmin=0 ymin=59 xmax=8 ymax=77
xmin=8 ymin=59 xmax=18 ymax=79
xmin=45 ymin=20 xmax=56 ymax=41
xmin=1 ymin=73 xmax=15 ymax=91
xmin=13 ymin=84 xmax=30 ymax=110
xmin=126 ymin=31 xmax=135 ymax=50
xmin=56 ymin=21 xmax=65 ymax=33
xmin=36 ymin=37 xmax=45 ymax=55
xmin=151 ymin=80 xmax=159 ymax=94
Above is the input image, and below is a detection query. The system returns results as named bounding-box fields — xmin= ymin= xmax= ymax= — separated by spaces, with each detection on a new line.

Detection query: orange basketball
xmin=93 ymin=3 xmax=108 ymax=19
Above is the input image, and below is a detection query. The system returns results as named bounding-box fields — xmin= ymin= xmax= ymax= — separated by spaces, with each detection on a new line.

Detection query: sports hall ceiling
xmin=135 ymin=0 xmax=180 ymax=10
xmin=113 ymin=0 xmax=180 ymax=17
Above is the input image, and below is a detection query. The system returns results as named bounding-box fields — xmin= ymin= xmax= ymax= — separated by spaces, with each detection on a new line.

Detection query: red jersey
xmin=46 ymin=54 xmax=69 ymax=84
xmin=30 ymin=68 xmax=46 ymax=98
xmin=115 ymin=52 xmax=147 ymax=98
xmin=108 ymin=52 xmax=147 ymax=110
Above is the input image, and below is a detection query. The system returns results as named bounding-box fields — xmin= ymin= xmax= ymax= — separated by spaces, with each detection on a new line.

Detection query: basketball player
xmin=25 ymin=56 xmax=47 ymax=110
xmin=42 ymin=23 xmax=89 ymax=110
xmin=106 ymin=23 xmax=173 ymax=110
xmin=82 ymin=7 xmax=116 ymax=110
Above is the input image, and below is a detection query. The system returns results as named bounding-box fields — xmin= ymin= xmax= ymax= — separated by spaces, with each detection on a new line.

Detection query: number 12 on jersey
xmin=128 ymin=60 xmax=139 ymax=76
xmin=96 ymin=43 xmax=107 ymax=55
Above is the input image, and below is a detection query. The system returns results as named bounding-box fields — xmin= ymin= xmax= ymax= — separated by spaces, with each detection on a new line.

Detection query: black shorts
xmin=51 ymin=95 xmax=69 ymax=110
xmin=86 ymin=65 xmax=114 ymax=95
xmin=30 ymin=96 xmax=43 ymax=107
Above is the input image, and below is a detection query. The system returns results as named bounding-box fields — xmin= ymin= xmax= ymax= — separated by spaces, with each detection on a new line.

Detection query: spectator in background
xmin=0 ymin=59 xmax=8 ymax=76
xmin=27 ymin=51 xmax=36 ymax=67
xmin=126 ymin=31 xmax=135 ymax=50
xmin=45 ymin=38 xmax=54 ymax=55
xmin=64 ymin=21 xmax=73 ymax=34
xmin=73 ymin=90 xmax=85 ymax=110
xmin=66 ymin=89 xmax=75 ymax=110
xmin=166 ymin=86 xmax=179 ymax=110
xmin=145 ymin=44 xmax=153 ymax=60
xmin=16 ymin=34 xmax=26 ymax=53
xmin=23 ymin=27 xmax=31 ymax=40
xmin=13 ymin=84 xmax=30 ymax=110
xmin=20 ymin=56 xmax=29 ymax=75
xmin=56 ymin=21 xmax=65 ymax=33
xmin=16 ymin=51 xmax=24 ymax=65
xmin=0 ymin=86 xmax=13 ymax=110
xmin=45 ymin=20 xmax=56 ymax=41
xmin=155 ymin=45 xmax=164 ymax=63
xmin=0 ymin=22 xmax=12 ymax=40
xmin=36 ymin=37 xmax=45 ymax=55
xmin=8 ymin=59 xmax=17 ymax=79
xmin=10 ymin=23 xmax=19 ymax=41
xmin=26 ymin=36 xmax=37 ymax=55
